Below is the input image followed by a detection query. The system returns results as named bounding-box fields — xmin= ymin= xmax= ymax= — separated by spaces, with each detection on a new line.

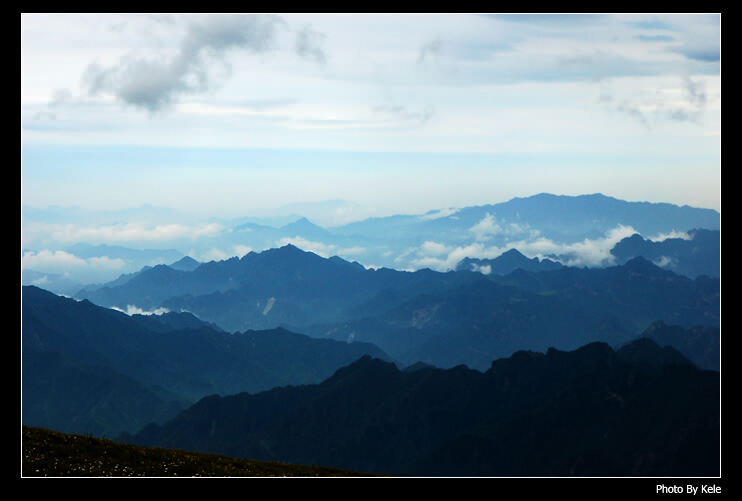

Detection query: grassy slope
xmin=21 ymin=426 xmax=385 ymax=477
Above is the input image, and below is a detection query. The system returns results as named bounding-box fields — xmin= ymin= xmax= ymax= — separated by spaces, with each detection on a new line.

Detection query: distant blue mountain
xmin=455 ymin=248 xmax=563 ymax=274
xmin=168 ymin=255 xmax=201 ymax=272
xmin=72 ymin=244 xmax=719 ymax=371
xmin=332 ymin=193 xmax=720 ymax=243
xmin=610 ymin=229 xmax=719 ymax=278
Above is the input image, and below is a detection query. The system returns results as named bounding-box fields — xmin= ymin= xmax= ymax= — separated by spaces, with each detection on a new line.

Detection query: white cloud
xmin=410 ymin=242 xmax=503 ymax=272
xmin=277 ymin=236 xmax=336 ymax=257
xmin=536 ymin=224 xmax=638 ymax=267
xmin=419 ymin=241 xmax=452 ymax=257
xmin=22 ymin=249 xmax=86 ymax=269
xmin=648 ymin=230 xmax=692 ymax=242
xmin=419 ymin=207 xmax=459 ymax=220
xmin=195 ymin=247 xmax=234 ymax=263
xmin=406 ymin=224 xmax=639 ymax=271
xmin=338 ymin=246 xmax=367 ymax=256
xmin=112 ymin=304 xmax=171 ymax=316
xmin=21 ymin=249 xmax=126 ymax=272
xmin=468 ymin=214 xmax=534 ymax=242
xmin=233 ymin=245 xmax=253 ymax=257
xmin=473 ymin=264 xmax=491 ymax=275
xmin=469 ymin=213 xmax=502 ymax=242
xmin=653 ymin=256 xmax=676 ymax=268
xmin=32 ymin=222 xmax=224 ymax=244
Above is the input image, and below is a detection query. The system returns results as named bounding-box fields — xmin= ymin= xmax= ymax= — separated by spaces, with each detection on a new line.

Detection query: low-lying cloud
xmin=22 ymin=249 xmax=126 ymax=273
xmin=648 ymin=230 xmax=692 ymax=242
xmin=406 ymin=224 xmax=638 ymax=272
xmin=31 ymin=222 xmax=224 ymax=244
xmin=112 ymin=304 xmax=171 ymax=316
xmin=277 ymin=236 xmax=366 ymax=260
xmin=469 ymin=213 xmax=535 ymax=242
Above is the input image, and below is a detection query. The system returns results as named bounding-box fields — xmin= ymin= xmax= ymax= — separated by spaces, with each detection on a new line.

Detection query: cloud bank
xmin=406 ymin=224 xmax=639 ymax=272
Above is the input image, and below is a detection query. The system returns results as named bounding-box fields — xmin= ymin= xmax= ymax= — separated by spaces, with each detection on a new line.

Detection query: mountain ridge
xmin=123 ymin=338 xmax=719 ymax=476
xmin=22 ymin=285 xmax=392 ymax=437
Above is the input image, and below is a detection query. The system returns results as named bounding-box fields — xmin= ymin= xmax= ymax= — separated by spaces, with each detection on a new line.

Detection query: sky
xmin=21 ymin=13 xmax=721 ymax=222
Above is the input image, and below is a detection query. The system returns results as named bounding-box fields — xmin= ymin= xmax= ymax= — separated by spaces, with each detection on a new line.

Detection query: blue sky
xmin=22 ymin=13 xmax=721 ymax=221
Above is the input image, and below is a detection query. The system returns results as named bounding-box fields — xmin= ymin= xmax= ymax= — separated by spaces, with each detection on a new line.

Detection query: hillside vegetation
xmin=22 ymin=426 xmax=383 ymax=477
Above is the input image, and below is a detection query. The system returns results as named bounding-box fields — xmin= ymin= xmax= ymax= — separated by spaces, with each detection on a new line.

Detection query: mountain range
xmin=122 ymin=340 xmax=719 ymax=477
xmin=21 ymin=192 xmax=721 ymax=476
xmin=71 ymin=244 xmax=719 ymax=371
xmin=22 ymin=193 xmax=720 ymax=296
xmin=610 ymin=228 xmax=720 ymax=279
xmin=455 ymin=248 xmax=564 ymax=274
xmin=22 ymin=285 xmax=390 ymax=437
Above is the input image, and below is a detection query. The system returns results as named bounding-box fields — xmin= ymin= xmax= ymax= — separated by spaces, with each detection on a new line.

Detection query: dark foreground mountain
xmin=22 ymin=285 xmax=390 ymax=437
xmin=634 ymin=321 xmax=720 ymax=372
xmin=123 ymin=339 xmax=720 ymax=477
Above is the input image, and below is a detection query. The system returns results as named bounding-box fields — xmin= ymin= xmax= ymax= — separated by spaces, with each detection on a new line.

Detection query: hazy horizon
xmin=23 ymin=14 xmax=720 ymax=215
xmin=22 ymin=13 xmax=721 ymax=287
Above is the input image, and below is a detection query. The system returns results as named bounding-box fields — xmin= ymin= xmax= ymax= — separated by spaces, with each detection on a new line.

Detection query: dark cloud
xmin=49 ymin=88 xmax=73 ymax=107
xmin=666 ymin=76 xmax=709 ymax=123
xmin=81 ymin=15 xmax=286 ymax=113
xmin=614 ymin=76 xmax=711 ymax=126
xmin=669 ymin=46 xmax=720 ymax=63
xmin=616 ymin=102 xmax=650 ymax=127
xmin=634 ymin=34 xmax=675 ymax=42
xmin=684 ymin=76 xmax=707 ymax=107
xmin=489 ymin=14 xmax=608 ymax=26
xmin=627 ymin=18 xmax=677 ymax=31
xmin=417 ymin=39 xmax=442 ymax=64
xmin=628 ymin=15 xmax=720 ymax=64
xmin=373 ymin=104 xmax=434 ymax=127
xmin=295 ymin=25 xmax=327 ymax=65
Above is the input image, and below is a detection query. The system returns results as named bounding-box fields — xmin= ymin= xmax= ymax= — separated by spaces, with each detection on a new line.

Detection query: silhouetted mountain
xmin=634 ymin=321 xmax=720 ymax=372
xmin=23 ymin=350 xmax=185 ymax=438
xmin=456 ymin=248 xmax=563 ymax=274
xmin=125 ymin=339 xmax=719 ymax=477
xmin=130 ymin=310 xmax=225 ymax=333
xmin=610 ymin=229 xmax=720 ymax=278
xmin=22 ymin=285 xmax=391 ymax=437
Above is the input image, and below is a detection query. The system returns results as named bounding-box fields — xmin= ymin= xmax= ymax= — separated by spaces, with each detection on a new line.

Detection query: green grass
xmin=22 ymin=426 xmax=386 ymax=477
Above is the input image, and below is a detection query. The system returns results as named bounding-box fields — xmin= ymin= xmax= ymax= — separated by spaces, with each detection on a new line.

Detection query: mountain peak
xmin=623 ymin=255 xmax=669 ymax=275
xmin=500 ymin=248 xmax=526 ymax=258
xmin=169 ymin=256 xmax=200 ymax=272
xmin=280 ymin=217 xmax=326 ymax=232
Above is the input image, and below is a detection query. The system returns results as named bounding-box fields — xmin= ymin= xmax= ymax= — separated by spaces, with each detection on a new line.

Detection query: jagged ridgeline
xmin=22 ymin=285 xmax=391 ymax=438
xmin=123 ymin=342 xmax=719 ymax=477
xmin=22 ymin=193 xmax=720 ymax=477
xmin=70 ymin=244 xmax=719 ymax=371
